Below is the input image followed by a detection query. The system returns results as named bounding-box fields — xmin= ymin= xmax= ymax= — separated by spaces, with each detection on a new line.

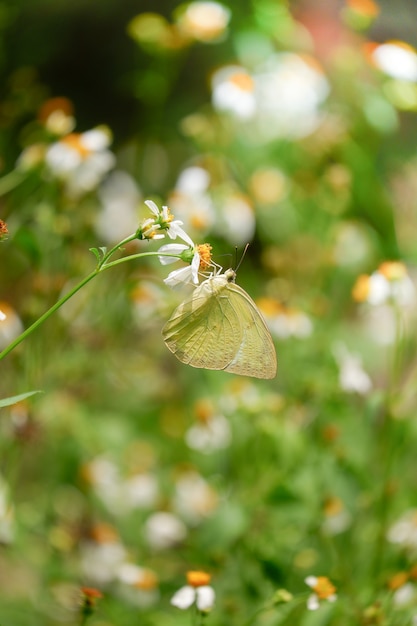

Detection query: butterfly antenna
xmin=235 ymin=244 xmax=250 ymax=273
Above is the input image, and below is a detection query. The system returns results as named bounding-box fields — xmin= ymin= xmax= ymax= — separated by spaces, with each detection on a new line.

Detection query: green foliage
xmin=2 ymin=0 xmax=417 ymax=625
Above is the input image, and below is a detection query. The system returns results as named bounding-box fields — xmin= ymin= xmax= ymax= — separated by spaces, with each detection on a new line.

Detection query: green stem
xmin=0 ymin=248 xmax=182 ymax=362
xmin=0 ymin=169 xmax=25 ymax=196
xmin=0 ymin=270 xmax=98 ymax=361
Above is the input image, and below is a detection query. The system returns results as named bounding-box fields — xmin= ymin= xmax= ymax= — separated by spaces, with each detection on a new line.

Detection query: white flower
xmin=217 ymin=192 xmax=255 ymax=246
xmin=212 ymin=66 xmax=256 ymax=119
xmin=258 ymin=299 xmax=313 ymax=340
xmin=159 ymin=242 xmax=201 ymax=288
xmin=333 ymin=343 xmax=372 ymax=395
xmin=185 ymin=413 xmax=231 ymax=452
xmin=253 ymin=53 xmax=330 ymax=140
xmin=171 ymin=585 xmax=215 ymax=611
xmin=144 ymin=200 xmax=193 ymax=244
xmin=173 ymin=472 xmax=218 ymax=525
xmin=96 ymin=171 xmax=141 ymax=244
xmin=393 ymin=581 xmax=416 ymax=606
xmin=168 ymin=167 xmax=215 ymax=238
xmin=80 ymin=539 xmax=127 ymax=585
xmin=176 ymin=166 xmax=211 ymax=194
xmin=45 ymin=126 xmax=115 ymax=197
xmin=177 ymin=1 xmax=230 ymax=42
xmin=116 ymin=563 xmax=159 ymax=607
xmin=0 ymin=302 xmax=24 ymax=350
xmin=145 ymin=512 xmax=187 ymax=549
xmin=305 ymin=576 xmax=337 ymax=611
xmin=370 ymin=41 xmax=417 ymax=82
xmin=171 ymin=571 xmax=215 ymax=612
xmin=387 ymin=509 xmax=417 ymax=551
xmin=353 ymin=262 xmax=416 ymax=307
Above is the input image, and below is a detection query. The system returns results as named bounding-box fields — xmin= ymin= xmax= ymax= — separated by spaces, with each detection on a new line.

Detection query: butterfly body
xmin=162 ymin=269 xmax=277 ymax=379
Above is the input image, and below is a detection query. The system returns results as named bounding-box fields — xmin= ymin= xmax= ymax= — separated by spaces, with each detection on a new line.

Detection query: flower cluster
xmin=352 ymin=261 xmax=416 ymax=306
xmin=17 ymin=98 xmax=116 ymax=198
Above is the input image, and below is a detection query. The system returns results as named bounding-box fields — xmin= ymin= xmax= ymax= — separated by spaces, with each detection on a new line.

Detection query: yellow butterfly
xmin=162 ymin=268 xmax=277 ymax=379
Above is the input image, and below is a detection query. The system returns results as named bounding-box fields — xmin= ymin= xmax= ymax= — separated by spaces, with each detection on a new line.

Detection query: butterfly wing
xmin=162 ymin=275 xmax=242 ymax=370
xmin=222 ymin=282 xmax=277 ymax=379
xmin=163 ymin=274 xmax=277 ymax=379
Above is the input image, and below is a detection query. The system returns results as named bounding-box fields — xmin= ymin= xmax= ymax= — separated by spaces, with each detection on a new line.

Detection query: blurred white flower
xmin=186 ymin=412 xmax=231 ymax=452
xmin=45 ymin=126 xmax=116 ymax=197
xmin=177 ymin=1 xmax=230 ymax=42
xmin=253 ymin=53 xmax=330 ymax=140
xmin=80 ymin=536 xmax=127 ymax=585
xmin=38 ymin=97 xmax=76 ymax=136
xmin=124 ymin=474 xmax=159 ymax=509
xmin=353 ymin=261 xmax=416 ymax=307
xmin=212 ymin=66 xmax=256 ymax=119
xmin=0 ymin=302 xmax=24 ymax=350
xmin=367 ymin=41 xmax=417 ymax=82
xmin=168 ymin=166 xmax=215 ymax=237
xmin=393 ymin=581 xmax=416 ymax=606
xmin=176 ymin=166 xmax=211 ymax=194
xmin=171 ymin=571 xmax=215 ymax=612
xmin=333 ymin=343 xmax=372 ymax=395
xmin=83 ymin=457 xmax=158 ymax=514
xmin=116 ymin=562 xmax=160 ymax=607
xmin=96 ymin=171 xmax=141 ymax=244
xmin=174 ymin=472 xmax=218 ymax=525
xmin=305 ymin=576 xmax=337 ymax=611
xmin=257 ymin=299 xmax=313 ymax=340
xmin=218 ymin=192 xmax=256 ymax=246
xmin=145 ymin=511 xmax=187 ymax=549
xmin=321 ymin=496 xmax=352 ymax=536
xmin=387 ymin=509 xmax=417 ymax=552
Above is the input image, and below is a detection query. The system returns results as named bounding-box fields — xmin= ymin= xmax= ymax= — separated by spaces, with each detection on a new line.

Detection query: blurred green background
xmin=2 ymin=0 xmax=417 ymax=624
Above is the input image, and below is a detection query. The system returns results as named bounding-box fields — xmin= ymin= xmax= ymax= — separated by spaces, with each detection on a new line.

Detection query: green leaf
xmin=0 ymin=390 xmax=43 ymax=408
xmin=89 ymin=247 xmax=103 ymax=263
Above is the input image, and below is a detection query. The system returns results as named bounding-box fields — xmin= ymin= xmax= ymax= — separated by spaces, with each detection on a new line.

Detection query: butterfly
xmin=162 ymin=268 xmax=277 ymax=379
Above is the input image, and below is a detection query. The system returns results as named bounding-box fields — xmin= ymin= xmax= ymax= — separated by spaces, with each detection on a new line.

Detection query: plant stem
xmin=0 ymin=169 xmax=25 ymax=196
xmin=0 ymin=248 xmax=182 ymax=362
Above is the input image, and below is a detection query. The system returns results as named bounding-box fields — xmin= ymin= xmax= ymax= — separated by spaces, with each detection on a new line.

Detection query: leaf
xmin=89 ymin=247 xmax=103 ymax=263
xmin=0 ymin=390 xmax=43 ymax=408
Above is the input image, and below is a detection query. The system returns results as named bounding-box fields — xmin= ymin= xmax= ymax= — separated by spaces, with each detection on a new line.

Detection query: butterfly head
xmin=224 ymin=268 xmax=236 ymax=283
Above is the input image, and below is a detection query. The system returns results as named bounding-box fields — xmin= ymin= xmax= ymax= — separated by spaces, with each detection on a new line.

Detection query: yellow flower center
xmin=378 ymin=261 xmax=407 ymax=281
xmin=312 ymin=577 xmax=336 ymax=599
xmin=352 ymin=274 xmax=370 ymax=302
xmin=388 ymin=571 xmax=408 ymax=590
xmin=187 ymin=570 xmax=212 ymax=587
xmin=197 ymin=243 xmax=212 ymax=270
xmin=230 ymin=72 xmax=254 ymax=92
xmin=134 ymin=569 xmax=159 ymax=591
xmin=194 ymin=399 xmax=214 ymax=424
xmin=62 ymin=133 xmax=91 ymax=158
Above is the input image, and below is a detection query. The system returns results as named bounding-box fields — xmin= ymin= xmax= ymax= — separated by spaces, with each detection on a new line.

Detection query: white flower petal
xmin=144 ymin=200 xmax=160 ymax=217
xmin=305 ymin=576 xmax=318 ymax=588
xmin=171 ymin=585 xmax=196 ymax=609
xmin=158 ymin=243 xmax=189 ymax=265
xmin=164 ymin=265 xmax=197 ymax=289
xmin=196 ymin=585 xmax=215 ymax=611
xmin=167 ymin=221 xmax=194 ymax=245
xmin=307 ymin=593 xmax=320 ymax=611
